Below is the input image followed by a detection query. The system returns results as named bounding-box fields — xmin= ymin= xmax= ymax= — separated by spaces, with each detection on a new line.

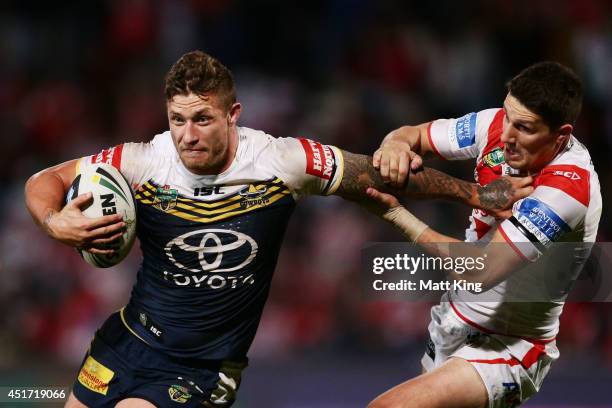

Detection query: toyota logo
xmin=165 ymin=228 xmax=258 ymax=273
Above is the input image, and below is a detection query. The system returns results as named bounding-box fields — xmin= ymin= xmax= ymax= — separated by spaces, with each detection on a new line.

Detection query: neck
xmin=218 ymin=125 xmax=239 ymax=173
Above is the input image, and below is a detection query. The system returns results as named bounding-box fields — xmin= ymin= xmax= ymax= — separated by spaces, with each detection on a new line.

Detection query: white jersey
xmin=428 ymin=109 xmax=602 ymax=340
xmin=76 ymin=127 xmax=344 ymax=360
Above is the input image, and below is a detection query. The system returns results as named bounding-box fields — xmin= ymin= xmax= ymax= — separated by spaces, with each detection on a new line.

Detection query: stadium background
xmin=1 ymin=1 xmax=611 ymax=406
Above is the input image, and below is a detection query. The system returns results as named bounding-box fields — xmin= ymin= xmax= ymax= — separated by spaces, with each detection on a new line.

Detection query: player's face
xmin=167 ymin=93 xmax=241 ymax=175
xmin=500 ymin=93 xmax=571 ymax=174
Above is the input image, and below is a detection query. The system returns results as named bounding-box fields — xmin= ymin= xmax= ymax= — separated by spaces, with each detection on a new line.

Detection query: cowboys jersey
xmin=77 ymin=127 xmax=343 ymax=360
xmin=428 ymin=108 xmax=602 ymax=339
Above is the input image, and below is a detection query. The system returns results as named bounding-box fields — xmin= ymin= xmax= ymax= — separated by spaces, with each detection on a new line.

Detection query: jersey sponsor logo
xmin=552 ymin=170 xmax=581 ymax=180
xmin=163 ymin=270 xmax=255 ymax=288
xmin=154 ymin=185 xmax=179 ymax=211
xmin=482 ymin=147 xmax=505 ymax=167
xmin=91 ymin=145 xmax=123 ymax=169
xmin=77 ymin=356 xmax=114 ymax=395
xmin=455 ymin=112 xmax=477 ymax=148
xmin=164 ymin=229 xmax=258 ymax=288
xmin=239 ymin=184 xmax=269 ymax=209
xmin=165 ymin=228 xmax=258 ymax=273
xmin=168 ymin=384 xmax=191 ymax=403
xmin=194 ymin=186 xmax=224 ymax=196
xmin=516 ymin=198 xmax=570 ymax=245
xmin=299 ymin=138 xmax=335 ymax=180
xmin=536 ymin=165 xmax=590 ymax=206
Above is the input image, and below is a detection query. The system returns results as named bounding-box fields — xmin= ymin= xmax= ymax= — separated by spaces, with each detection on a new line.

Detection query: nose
xmin=500 ymin=125 xmax=515 ymax=144
xmin=183 ymin=121 xmax=198 ymax=144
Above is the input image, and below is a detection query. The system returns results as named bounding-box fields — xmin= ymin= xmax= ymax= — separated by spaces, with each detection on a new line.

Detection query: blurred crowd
xmin=1 ymin=0 xmax=611 ymax=374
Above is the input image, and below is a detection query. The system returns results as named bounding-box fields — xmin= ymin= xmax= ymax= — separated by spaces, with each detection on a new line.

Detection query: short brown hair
xmin=164 ymin=50 xmax=236 ymax=111
xmin=506 ymin=61 xmax=583 ymax=129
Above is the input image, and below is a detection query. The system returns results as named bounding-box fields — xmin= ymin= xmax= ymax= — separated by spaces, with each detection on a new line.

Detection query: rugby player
xmin=25 ymin=51 xmax=529 ymax=407
xmin=367 ymin=62 xmax=602 ymax=408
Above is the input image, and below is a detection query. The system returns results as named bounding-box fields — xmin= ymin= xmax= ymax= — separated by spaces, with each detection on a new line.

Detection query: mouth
xmin=182 ymin=148 xmax=208 ymax=155
xmin=504 ymin=145 xmax=522 ymax=161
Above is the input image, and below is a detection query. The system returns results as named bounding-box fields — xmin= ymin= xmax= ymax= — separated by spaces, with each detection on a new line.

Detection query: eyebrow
xmin=169 ymin=109 xmax=212 ymax=118
xmin=503 ymin=104 xmax=536 ymax=127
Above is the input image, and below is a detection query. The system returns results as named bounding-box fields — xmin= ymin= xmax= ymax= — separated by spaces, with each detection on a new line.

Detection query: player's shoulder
xmin=534 ymin=136 xmax=597 ymax=208
xmin=237 ymin=126 xmax=305 ymax=159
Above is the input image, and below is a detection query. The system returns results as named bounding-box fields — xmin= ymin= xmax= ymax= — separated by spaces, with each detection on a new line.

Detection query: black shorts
xmin=72 ymin=310 xmax=248 ymax=407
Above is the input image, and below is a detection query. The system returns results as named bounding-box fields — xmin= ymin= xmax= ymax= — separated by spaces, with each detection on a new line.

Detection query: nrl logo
xmin=482 ymin=147 xmax=505 ymax=168
xmin=168 ymin=384 xmax=191 ymax=403
xmin=239 ymin=184 xmax=269 ymax=209
xmin=154 ymin=185 xmax=179 ymax=212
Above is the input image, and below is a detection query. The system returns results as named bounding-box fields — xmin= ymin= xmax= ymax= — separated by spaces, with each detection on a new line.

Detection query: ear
xmin=555 ymin=123 xmax=572 ymax=147
xmin=228 ymin=103 xmax=241 ymax=126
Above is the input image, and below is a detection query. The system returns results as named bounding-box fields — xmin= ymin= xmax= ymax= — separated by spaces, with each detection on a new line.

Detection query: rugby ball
xmin=66 ymin=163 xmax=137 ymax=268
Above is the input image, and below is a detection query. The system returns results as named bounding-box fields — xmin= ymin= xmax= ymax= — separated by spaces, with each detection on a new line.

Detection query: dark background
xmin=1 ymin=1 xmax=611 ymax=406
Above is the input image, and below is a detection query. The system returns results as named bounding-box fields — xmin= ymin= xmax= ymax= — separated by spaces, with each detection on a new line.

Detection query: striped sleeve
xmin=428 ymin=108 xmax=501 ymax=160
xmin=77 ymin=132 xmax=171 ymax=190
xmin=498 ymin=165 xmax=590 ymax=261
xmin=262 ymin=136 xmax=344 ymax=199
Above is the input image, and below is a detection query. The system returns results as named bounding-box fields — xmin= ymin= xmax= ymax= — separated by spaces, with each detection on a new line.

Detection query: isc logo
xmin=194 ymin=186 xmax=224 ymax=196
xmin=100 ymin=194 xmax=117 ymax=215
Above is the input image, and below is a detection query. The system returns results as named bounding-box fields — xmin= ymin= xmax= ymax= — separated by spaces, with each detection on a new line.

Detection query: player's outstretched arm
xmin=336 ymin=150 xmax=533 ymax=217
xmin=25 ymin=160 xmax=125 ymax=255
xmin=367 ymin=187 xmax=526 ymax=290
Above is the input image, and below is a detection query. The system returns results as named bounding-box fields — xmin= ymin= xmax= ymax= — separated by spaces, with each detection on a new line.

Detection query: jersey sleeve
xmin=497 ymin=165 xmax=590 ymax=261
xmin=76 ymin=133 xmax=171 ymax=190
xmin=428 ymin=108 xmax=501 ymax=160
xmin=259 ymin=136 xmax=344 ymax=199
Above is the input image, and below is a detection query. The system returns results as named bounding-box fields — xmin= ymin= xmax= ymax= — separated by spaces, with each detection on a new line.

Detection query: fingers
xmin=68 ymin=192 xmax=93 ymax=209
xmin=518 ymin=176 xmax=533 ymax=187
xmin=88 ymin=221 xmax=126 ymax=238
xmin=84 ymin=247 xmax=117 ymax=255
xmin=396 ymin=153 xmax=410 ymax=187
xmin=373 ymin=150 xmax=382 ymax=169
xmin=89 ymin=231 xmax=124 ymax=245
xmin=409 ymin=151 xmax=423 ymax=171
xmin=367 ymin=187 xmax=382 ymax=199
xmin=379 ymin=154 xmax=390 ymax=184
xmin=516 ymin=186 xmax=534 ymax=197
xmin=85 ymin=214 xmax=125 ymax=230
xmin=366 ymin=187 xmax=400 ymax=208
xmin=388 ymin=156 xmax=399 ymax=186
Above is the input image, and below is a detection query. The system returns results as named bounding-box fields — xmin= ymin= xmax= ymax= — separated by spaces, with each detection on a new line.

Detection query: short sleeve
xmin=76 ymin=133 xmax=171 ymax=190
xmin=498 ymin=165 xmax=590 ymax=261
xmin=258 ymin=136 xmax=344 ymax=199
xmin=428 ymin=108 xmax=502 ymax=160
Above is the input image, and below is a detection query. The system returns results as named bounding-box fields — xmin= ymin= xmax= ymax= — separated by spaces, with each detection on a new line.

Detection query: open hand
xmin=45 ymin=192 xmax=126 ymax=255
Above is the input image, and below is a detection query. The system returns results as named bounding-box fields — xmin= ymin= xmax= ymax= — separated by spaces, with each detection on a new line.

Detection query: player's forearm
xmin=395 ymin=224 xmax=497 ymax=289
xmin=25 ymin=170 xmax=68 ymax=234
xmin=383 ymin=125 xmax=422 ymax=153
xmin=337 ymin=150 xmax=482 ymax=206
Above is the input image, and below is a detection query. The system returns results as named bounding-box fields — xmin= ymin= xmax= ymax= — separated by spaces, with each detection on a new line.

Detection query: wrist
xmin=384 ymin=206 xmax=429 ymax=242
xmin=42 ymin=209 xmax=58 ymax=238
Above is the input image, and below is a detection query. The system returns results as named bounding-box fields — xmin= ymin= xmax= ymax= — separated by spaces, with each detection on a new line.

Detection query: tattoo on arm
xmin=336 ymin=151 xmax=389 ymax=199
xmin=336 ymin=150 xmax=477 ymax=204
xmin=476 ymin=177 xmax=514 ymax=211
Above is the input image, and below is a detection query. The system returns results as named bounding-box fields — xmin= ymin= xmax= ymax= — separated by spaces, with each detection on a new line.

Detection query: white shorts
xmin=421 ymin=299 xmax=559 ymax=408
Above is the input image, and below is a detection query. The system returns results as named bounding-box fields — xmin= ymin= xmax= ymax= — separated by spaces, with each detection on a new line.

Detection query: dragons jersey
xmin=428 ymin=108 xmax=602 ymax=340
xmin=77 ymin=126 xmax=344 ymax=360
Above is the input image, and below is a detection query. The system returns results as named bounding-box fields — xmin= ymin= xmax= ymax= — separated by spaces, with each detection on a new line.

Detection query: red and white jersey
xmin=428 ymin=108 xmax=602 ymax=340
